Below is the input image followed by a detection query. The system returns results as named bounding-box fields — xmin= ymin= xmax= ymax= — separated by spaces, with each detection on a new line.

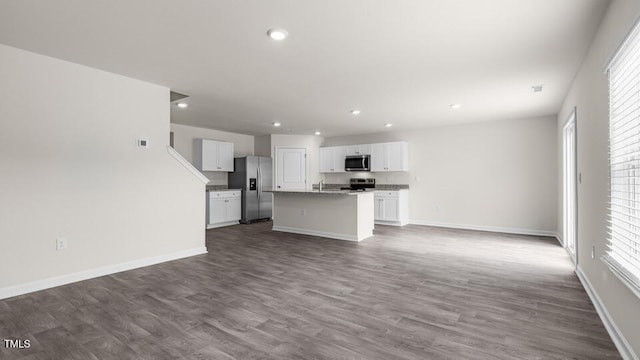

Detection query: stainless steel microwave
xmin=345 ymin=155 xmax=370 ymax=172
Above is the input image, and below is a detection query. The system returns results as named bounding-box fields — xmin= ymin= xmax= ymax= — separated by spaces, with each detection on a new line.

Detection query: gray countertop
xmin=267 ymin=189 xmax=375 ymax=196
xmin=375 ymin=184 xmax=410 ymax=190
xmin=206 ymin=187 xmax=242 ymax=192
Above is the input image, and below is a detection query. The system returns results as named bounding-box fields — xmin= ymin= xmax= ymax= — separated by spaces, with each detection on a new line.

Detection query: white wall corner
xmin=576 ymin=267 xmax=639 ymax=360
xmin=554 ymin=232 xmax=563 ymax=246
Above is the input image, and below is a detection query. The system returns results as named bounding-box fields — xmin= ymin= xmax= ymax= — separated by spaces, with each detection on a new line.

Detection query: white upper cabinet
xmin=370 ymin=141 xmax=408 ymax=172
xmin=320 ymin=141 xmax=407 ymax=173
xmin=319 ymin=146 xmax=347 ymax=173
xmin=370 ymin=144 xmax=385 ymax=172
xmin=386 ymin=142 xmax=408 ymax=171
xmin=319 ymin=147 xmax=334 ymax=173
xmin=345 ymin=144 xmax=371 ymax=156
xmin=217 ymin=141 xmax=234 ymax=171
xmin=194 ymin=139 xmax=234 ymax=172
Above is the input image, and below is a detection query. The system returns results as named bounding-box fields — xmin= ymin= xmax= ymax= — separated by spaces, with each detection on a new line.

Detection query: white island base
xmin=270 ymin=190 xmax=374 ymax=241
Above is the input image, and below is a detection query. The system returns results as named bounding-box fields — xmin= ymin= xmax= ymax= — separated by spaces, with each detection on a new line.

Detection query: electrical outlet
xmin=300 ymin=209 xmax=306 ymax=216
xmin=56 ymin=238 xmax=68 ymax=251
xmin=591 ymin=245 xmax=596 ymax=260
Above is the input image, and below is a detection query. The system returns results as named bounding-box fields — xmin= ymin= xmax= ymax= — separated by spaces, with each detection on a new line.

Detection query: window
xmin=604 ymin=19 xmax=640 ymax=297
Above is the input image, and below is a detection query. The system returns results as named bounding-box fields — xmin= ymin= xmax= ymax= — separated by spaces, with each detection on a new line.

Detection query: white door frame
xmin=274 ymin=146 xmax=308 ymax=190
xmin=562 ymin=108 xmax=578 ymax=264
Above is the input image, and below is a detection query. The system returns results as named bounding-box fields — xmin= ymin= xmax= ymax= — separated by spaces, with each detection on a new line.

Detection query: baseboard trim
xmin=554 ymin=232 xmax=563 ymax=246
xmin=375 ymin=220 xmax=409 ymax=227
xmin=206 ymin=221 xmax=240 ymax=229
xmin=576 ymin=266 xmax=638 ymax=360
xmin=408 ymin=220 xmax=557 ymax=238
xmin=272 ymin=225 xmax=368 ymax=242
xmin=0 ymin=246 xmax=208 ymax=300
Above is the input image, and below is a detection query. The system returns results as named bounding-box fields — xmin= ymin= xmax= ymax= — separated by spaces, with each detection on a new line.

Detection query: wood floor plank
xmin=0 ymin=222 xmax=622 ymax=359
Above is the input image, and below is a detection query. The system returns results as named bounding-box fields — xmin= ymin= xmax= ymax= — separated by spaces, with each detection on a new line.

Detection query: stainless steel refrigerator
xmin=227 ymin=156 xmax=273 ymax=223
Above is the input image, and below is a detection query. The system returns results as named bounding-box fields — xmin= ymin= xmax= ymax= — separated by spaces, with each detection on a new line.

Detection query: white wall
xmin=254 ymin=135 xmax=272 ymax=157
xmin=557 ymin=0 xmax=640 ymax=356
xmin=0 ymin=45 xmax=205 ymax=294
xmin=323 ymin=116 xmax=558 ymax=235
xmin=170 ymin=123 xmax=254 ymax=185
xmin=271 ymin=134 xmax=324 ymax=189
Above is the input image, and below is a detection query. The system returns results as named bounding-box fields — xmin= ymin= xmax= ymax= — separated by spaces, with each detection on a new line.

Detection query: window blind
xmin=604 ymin=19 xmax=640 ymax=296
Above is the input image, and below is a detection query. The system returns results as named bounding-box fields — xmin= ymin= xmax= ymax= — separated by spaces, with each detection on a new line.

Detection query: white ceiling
xmin=0 ymin=0 xmax=609 ymax=137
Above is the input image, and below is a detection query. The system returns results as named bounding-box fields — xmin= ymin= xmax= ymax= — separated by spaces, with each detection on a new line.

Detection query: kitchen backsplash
xmin=202 ymin=169 xmax=410 ymax=186
xmin=312 ymin=183 xmax=409 ymax=190
xmin=322 ymin=171 xmax=411 ymax=185
xmin=203 ymin=171 xmax=228 ymax=186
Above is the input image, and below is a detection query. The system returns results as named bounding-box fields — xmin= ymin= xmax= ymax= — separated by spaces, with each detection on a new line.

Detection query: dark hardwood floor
xmin=1 ymin=222 xmax=621 ymax=359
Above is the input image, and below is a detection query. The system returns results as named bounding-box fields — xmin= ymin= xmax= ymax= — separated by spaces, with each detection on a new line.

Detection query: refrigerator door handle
xmin=257 ymin=166 xmax=261 ymax=200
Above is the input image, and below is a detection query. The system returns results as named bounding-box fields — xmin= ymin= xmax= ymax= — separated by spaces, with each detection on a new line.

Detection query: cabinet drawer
xmin=209 ymin=191 xmax=241 ymax=199
xmin=374 ymin=191 xmax=399 ymax=198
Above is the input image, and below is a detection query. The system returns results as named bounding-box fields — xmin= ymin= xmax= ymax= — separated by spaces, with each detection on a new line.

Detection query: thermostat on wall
xmin=137 ymin=138 xmax=149 ymax=149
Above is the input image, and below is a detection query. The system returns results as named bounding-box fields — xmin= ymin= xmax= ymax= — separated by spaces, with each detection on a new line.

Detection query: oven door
xmin=345 ymin=155 xmax=370 ymax=171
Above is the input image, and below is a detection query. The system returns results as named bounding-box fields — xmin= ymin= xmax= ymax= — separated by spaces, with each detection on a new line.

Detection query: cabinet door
xmin=217 ymin=141 xmax=234 ymax=171
xmin=345 ymin=145 xmax=358 ymax=156
xmin=374 ymin=197 xmax=383 ymax=220
xmin=209 ymin=198 xmax=227 ymax=224
xmin=357 ymin=144 xmax=372 ymax=155
xmin=319 ymin=147 xmax=334 ymax=173
xmin=382 ymin=197 xmax=399 ymax=221
xmin=333 ymin=146 xmax=347 ymax=172
xmin=370 ymin=143 xmax=386 ymax=172
xmin=201 ymin=140 xmax=219 ymax=171
xmin=227 ymin=198 xmax=241 ymax=221
xmin=386 ymin=142 xmax=407 ymax=172
xmin=345 ymin=144 xmax=371 ymax=156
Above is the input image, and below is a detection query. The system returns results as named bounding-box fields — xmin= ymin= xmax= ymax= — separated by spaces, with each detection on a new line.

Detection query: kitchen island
xmin=268 ymin=190 xmax=374 ymax=241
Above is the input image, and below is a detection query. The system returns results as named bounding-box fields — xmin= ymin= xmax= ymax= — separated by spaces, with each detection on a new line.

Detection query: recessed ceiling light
xmin=385 ymin=123 xmax=393 ymax=127
xmin=177 ymin=102 xmax=188 ymax=108
xmin=272 ymin=122 xmax=281 ymax=127
xmin=267 ymin=28 xmax=288 ymax=41
xmin=314 ymin=131 xmax=321 ymax=135
xmin=450 ymin=104 xmax=461 ymax=109
xmin=351 ymin=109 xmax=361 ymax=115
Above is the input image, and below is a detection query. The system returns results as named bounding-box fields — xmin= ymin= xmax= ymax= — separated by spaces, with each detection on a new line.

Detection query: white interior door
xmin=276 ymin=147 xmax=307 ymax=190
xmin=563 ymin=110 xmax=577 ymax=263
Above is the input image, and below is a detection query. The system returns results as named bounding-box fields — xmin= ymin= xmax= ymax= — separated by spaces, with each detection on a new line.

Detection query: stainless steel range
xmin=349 ymin=178 xmax=375 ymax=191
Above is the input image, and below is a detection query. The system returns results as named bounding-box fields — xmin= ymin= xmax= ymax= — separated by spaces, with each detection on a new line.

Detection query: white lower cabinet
xmin=207 ymin=191 xmax=241 ymax=229
xmin=374 ymin=190 xmax=409 ymax=226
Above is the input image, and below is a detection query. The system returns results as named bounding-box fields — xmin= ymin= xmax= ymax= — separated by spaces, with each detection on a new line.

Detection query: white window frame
xmin=603 ymin=18 xmax=640 ymax=299
xmin=562 ymin=109 xmax=577 ymax=264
